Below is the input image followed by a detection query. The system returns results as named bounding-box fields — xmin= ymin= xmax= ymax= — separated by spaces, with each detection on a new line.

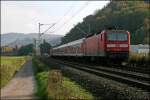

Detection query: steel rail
xmin=51 ymin=58 xmax=150 ymax=91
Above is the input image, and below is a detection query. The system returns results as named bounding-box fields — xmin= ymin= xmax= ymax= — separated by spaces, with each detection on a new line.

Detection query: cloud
xmin=1 ymin=2 xmax=71 ymax=34
xmin=1 ymin=1 xmax=109 ymax=35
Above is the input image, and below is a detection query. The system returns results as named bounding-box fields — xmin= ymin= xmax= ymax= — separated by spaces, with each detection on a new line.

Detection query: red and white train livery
xmin=51 ymin=29 xmax=130 ymax=59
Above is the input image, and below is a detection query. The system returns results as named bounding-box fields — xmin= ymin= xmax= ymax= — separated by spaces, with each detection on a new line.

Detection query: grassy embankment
xmin=0 ymin=56 xmax=27 ymax=88
xmin=129 ymin=53 xmax=149 ymax=67
xmin=32 ymin=56 xmax=94 ymax=100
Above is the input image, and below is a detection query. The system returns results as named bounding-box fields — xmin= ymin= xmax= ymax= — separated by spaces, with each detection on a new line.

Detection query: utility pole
xmin=35 ymin=22 xmax=55 ymax=56
xmin=36 ymin=23 xmax=41 ymax=56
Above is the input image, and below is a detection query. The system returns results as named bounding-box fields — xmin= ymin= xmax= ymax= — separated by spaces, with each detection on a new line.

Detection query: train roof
xmin=53 ymin=38 xmax=85 ymax=50
xmin=105 ymin=29 xmax=127 ymax=32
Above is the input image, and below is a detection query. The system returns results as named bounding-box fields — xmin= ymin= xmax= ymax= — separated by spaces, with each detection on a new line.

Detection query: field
xmin=0 ymin=56 xmax=27 ymax=88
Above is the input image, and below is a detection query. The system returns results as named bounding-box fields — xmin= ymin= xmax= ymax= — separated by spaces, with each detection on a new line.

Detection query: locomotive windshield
xmin=107 ymin=33 xmax=127 ymax=41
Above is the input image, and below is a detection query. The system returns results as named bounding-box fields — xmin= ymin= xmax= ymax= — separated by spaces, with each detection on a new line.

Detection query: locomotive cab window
xmin=107 ymin=33 xmax=127 ymax=41
xmin=117 ymin=33 xmax=127 ymax=41
xmin=107 ymin=33 xmax=117 ymax=41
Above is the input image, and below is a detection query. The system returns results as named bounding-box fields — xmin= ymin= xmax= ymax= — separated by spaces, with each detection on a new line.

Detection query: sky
xmin=1 ymin=1 xmax=110 ymax=35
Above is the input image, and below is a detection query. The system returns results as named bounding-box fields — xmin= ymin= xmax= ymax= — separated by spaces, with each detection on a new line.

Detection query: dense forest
xmin=61 ymin=1 xmax=149 ymax=45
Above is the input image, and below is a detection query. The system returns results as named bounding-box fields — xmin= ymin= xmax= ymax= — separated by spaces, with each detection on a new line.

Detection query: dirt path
xmin=1 ymin=60 xmax=38 ymax=100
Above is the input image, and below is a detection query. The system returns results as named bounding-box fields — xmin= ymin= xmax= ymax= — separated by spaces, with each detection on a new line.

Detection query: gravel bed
xmin=40 ymin=57 xmax=150 ymax=100
xmin=61 ymin=66 xmax=150 ymax=100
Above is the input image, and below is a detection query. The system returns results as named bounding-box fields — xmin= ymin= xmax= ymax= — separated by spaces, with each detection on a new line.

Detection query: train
xmin=50 ymin=29 xmax=130 ymax=61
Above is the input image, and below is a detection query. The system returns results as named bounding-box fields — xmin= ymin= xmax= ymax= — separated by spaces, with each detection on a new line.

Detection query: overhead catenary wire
xmin=42 ymin=2 xmax=75 ymax=34
xmin=49 ymin=1 xmax=89 ymax=34
xmin=42 ymin=23 xmax=56 ymax=35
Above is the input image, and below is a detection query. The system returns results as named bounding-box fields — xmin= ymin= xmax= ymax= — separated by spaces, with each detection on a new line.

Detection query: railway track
xmin=53 ymin=57 xmax=149 ymax=74
xmin=50 ymin=58 xmax=150 ymax=91
xmin=107 ymin=63 xmax=150 ymax=74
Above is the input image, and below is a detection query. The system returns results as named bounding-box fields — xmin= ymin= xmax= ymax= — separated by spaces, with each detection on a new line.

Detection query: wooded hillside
xmin=61 ymin=1 xmax=149 ymax=45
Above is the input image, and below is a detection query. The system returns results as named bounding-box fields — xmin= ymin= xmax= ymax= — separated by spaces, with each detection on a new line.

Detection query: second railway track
xmin=49 ymin=58 xmax=150 ymax=91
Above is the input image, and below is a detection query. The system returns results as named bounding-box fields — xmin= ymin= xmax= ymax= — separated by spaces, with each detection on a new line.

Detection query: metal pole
xmin=36 ymin=23 xmax=55 ymax=56
xmin=39 ymin=23 xmax=41 ymax=56
xmin=37 ymin=23 xmax=41 ymax=56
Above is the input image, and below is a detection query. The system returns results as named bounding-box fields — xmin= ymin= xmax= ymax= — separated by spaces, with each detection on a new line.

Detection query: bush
xmin=32 ymin=56 xmax=49 ymax=99
xmin=36 ymin=72 xmax=48 ymax=100
xmin=129 ymin=53 xmax=150 ymax=66
xmin=32 ymin=56 xmax=49 ymax=73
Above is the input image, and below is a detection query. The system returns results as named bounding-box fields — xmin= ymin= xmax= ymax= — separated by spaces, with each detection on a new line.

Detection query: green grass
xmin=35 ymin=71 xmax=94 ymax=100
xmin=32 ymin=56 xmax=48 ymax=99
xmin=61 ymin=77 xmax=94 ymax=99
xmin=35 ymin=72 xmax=49 ymax=99
xmin=0 ymin=56 xmax=27 ymax=88
xmin=32 ymin=57 xmax=94 ymax=100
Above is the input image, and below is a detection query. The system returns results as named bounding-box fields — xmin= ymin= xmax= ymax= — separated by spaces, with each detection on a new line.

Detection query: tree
xmin=61 ymin=1 xmax=149 ymax=45
xmin=40 ymin=39 xmax=51 ymax=55
xmin=18 ymin=44 xmax=33 ymax=56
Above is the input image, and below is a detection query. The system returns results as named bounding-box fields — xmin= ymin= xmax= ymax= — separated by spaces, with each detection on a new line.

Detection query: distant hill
xmin=1 ymin=33 xmax=63 ymax=47
xmin=61 ymin=1 xmax=149 ymax=44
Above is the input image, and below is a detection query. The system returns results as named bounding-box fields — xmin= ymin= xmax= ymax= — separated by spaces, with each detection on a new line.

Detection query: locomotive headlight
xmin=107 ymin=44 xmax=116 ymax=47
xmin=119 ymin=44 xmax=128 ymax=47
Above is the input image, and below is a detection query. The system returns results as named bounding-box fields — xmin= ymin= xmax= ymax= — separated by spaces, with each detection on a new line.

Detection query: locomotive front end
xmin=105 ymin=30 xmax=130 ymax=59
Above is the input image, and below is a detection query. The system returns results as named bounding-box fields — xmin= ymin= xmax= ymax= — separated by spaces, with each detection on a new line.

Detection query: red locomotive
xmin=50 ymin=29 xmax=130 ymax=60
